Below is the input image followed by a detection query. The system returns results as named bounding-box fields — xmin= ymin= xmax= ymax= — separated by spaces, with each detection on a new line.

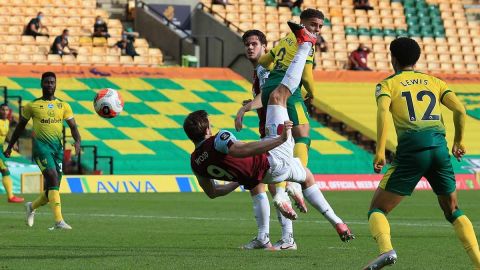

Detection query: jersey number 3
xmin=401 ymin=91 xmax=440 ymax=121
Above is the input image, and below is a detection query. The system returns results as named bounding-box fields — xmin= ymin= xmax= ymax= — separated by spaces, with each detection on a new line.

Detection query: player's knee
xmin=445 ymin=209 xmax=465 ymax=223
xmin=367 ymin=208 xmax=386 ymax=220
xmin=43 ymin=170 xmax=60 ymax=187
xmin=0 ymin=169 xmax=9 ymax=177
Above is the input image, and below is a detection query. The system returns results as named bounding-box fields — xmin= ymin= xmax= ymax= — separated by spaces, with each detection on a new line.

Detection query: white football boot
xmin=363 ymin=250 xmax=397 ymax=270
xmin=49 ymin=220 xmax=73 ymax=230
xmin=25 ymin=202 xmax=35 ymax=227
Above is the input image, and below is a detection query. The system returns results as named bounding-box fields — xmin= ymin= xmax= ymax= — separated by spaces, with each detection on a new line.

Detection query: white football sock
xmin=281 ymin=43 xmax=312 ymax=93
xmin=276 ymin=208 xmax=293 ymax=242
xmin=265 ymin=105 xmax=289 ymax=138
xmin=303 ymin=184 xmax=343 ymax=226
xmin=252 ymin=192 xmax=270 ymax=240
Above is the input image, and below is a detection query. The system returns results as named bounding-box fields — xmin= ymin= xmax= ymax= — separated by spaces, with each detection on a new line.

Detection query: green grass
xmin=0 ymin=191 xmax=479 ymax=269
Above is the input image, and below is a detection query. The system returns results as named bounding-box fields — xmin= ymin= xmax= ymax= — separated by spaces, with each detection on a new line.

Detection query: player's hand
xmin=242 ymin=99 xmax=252 ymax=106
xmin=452 ymin=142 xmax=466 ymax=162
xmin=373 ymin=154 xmax=386 ymax=173
xmin=235 ymin=107 xmax=246 ymax=131
xmin=73 ymin=141 xmax=81 ymax=156
xmin=3 ymin=147 xmax=12 ymax=158
xmin=280 ymin=120 xmax=293 ymax=142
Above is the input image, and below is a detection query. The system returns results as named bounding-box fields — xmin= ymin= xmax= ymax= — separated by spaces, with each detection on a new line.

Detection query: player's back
xmin=376 ymin=70 xmax=452 ymax=149
xmin=190 ymin=132 xmax=270 ymax=188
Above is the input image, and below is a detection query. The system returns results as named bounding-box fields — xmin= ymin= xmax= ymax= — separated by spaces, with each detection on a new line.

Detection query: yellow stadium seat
xmin=438 ymin=54 xmax=451 ymax=62
xmin=133 ymin=56 xmax=149 ymax=67
xmin=76 ymin=55 xmax=91 ymax=65
xmin=62 ymin=54 xmax=77 ymax=65
xmin=47 ymin=54 xmax=62 ymax=65
xmin=106 ymin=55 xmax=119 ymax=66
xmin=32 ymin=53 xmax=47 ymax=64
xmin=451 ymin=54 xmax=463 ymax=62
xmin=91 ymin=55 xmax=106 ymax=65
xmin=425 ymin=53 xmax=438 ymax=61
xmin=120 ymin=55 xmax=134 ymax=65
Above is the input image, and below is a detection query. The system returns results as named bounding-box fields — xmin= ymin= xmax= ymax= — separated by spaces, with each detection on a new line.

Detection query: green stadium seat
xmin=345 ymin=27 xmax=358 ymax=35
xmin=383 ymin=28 xmax=397 ymax=37
xmin=358 ymin=27 xmax=370 ymax=36
xmin=370 ymin=28 xmax=383 ymax=36
xmin=396 ymin=29 xmax=408 ymax=36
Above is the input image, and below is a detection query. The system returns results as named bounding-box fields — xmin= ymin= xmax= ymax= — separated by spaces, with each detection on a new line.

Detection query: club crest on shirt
xmin=220 ymin=132 xmax=230 ymax=140
xmin=47 ymin=110 xmax=55 ymax=117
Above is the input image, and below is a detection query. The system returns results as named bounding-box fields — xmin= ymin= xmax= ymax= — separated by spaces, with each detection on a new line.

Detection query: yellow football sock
xmin=369 ymin=211 xmax=394 ymax=254
xmin=453 ymin=215 xmax=480 ymax=268
xmin=48 ymin=190 xmax=63 ymax=223
xmin=2 ymin=175 xmax=14 ymax=199
xmin=294 ymin=142 xmax=309 ymax=167
xmin=32 ymin=193 xmax=49 ymax=209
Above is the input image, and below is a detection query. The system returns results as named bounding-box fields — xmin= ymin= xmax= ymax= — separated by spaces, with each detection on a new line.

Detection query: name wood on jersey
xmin=195 ymin=151 xmax=208 ymax=165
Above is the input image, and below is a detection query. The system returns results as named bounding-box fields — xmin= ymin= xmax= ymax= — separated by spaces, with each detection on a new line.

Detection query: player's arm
xmin=217 ymin=122 xmax=292 ymax=158
xmin=374 ymin=96 xmax=391 ymax=173
xmin=66 ymin=118 xmax=81 ymax=156
xmin=258 ymin=53 xmax=274 ymax=69
xmin=195 ymin=174 xmax=240 ymax=199
xmin=235 ymin=93 xmax=263 ymax=131
xmin=229 ymin=121 xmax=292 ymax=157
xmin=4 ymin=117 xmax=29 ymax=158
xmin=442 ymin=91 xmax=467 ymax=161
xmin=301 ymin=63 xmax=316 ymax=100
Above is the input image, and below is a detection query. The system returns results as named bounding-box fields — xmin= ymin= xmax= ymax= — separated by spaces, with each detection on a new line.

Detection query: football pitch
xmin=0 ymin=191 xmax=478 ymax=269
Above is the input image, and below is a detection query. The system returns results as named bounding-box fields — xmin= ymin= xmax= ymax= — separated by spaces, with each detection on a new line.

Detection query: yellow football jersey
xmin=269 ymin=32 xmax=315 ymax=72
xmin=0 ymin=119 xmax=9 ymax=146
xmin=22 ymin=98 xmax=73 ymax=145
xmin=375 ymin=70 xmax=451 ymax=137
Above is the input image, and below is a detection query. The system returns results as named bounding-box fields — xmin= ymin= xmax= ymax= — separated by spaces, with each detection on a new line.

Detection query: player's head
xmin=242 ymin=30 xmax=267 ymax=64
xmin=300 ymin=9 xmax=324 ymax=36
xmin=37 ymin=12 xmax=44 ymax=20
xmin=62 ymin=29 xmax=69 ymax=37
xmin=389 ymin=37 xmax=421 ymax=71
xmin=41 ymin=72 xmax=56 ymax=96
xmin=184 ymin=110 xmax=212 ymax=144
xmin=0 ymin=103 xmax=9 ymax=119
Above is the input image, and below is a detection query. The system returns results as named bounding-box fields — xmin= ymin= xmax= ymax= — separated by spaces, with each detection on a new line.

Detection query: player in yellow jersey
xmin=0 ymin=103 xmax=24 ymax=203
xmin=257 ymin=9 xmax=354 ymax=242
xmin=364 ymin=38 xmax=480 ymax=269
xmin=4 ymin=72 xmax=81 ymax=230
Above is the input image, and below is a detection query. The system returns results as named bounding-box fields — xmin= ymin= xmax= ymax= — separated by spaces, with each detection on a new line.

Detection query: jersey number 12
xmin=401 ymin=90 xmax=440 ymax=121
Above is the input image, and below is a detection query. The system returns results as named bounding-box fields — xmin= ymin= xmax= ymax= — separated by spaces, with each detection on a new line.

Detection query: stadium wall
xmin=135 ymin=6 xmax=196 ymax=64
xmin=191 ymin=8 xmax=253 ymax=80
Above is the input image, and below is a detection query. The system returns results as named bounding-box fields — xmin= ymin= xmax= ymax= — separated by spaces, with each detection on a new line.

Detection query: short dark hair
xmin=183 ymin=110 xmax=210 ymax=143
xmin=300 ymin=9 xmax=324 ymax=21
xmin=390 ymin=37 xmax=421 ymax=67
xmin=0 ymin=103 xmax=8 ymax=108
xmin=41 ymin=71 xmax=56 ymax=82
xmin=242 ymin=30 xmax=267 ymax=46
xmin=63 ymin=29 xmax=69 ymax=34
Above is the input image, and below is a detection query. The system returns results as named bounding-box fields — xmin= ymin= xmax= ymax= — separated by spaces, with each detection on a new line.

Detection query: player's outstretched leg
xmin=300 ymin=168 xmax=355 ymax=242
xmin=2 ymin=174 xmax=24 ymax=203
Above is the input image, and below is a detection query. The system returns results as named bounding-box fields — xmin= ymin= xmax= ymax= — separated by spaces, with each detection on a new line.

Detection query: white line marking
xmin=1 ymin=210 xmax=477 ymax=228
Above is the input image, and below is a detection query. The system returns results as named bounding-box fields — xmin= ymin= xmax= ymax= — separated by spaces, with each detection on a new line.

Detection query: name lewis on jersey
xmin=195 ymin=151 xmax=208 ymax=165
xmin=400 ymin=79 xmax=428 ymax=87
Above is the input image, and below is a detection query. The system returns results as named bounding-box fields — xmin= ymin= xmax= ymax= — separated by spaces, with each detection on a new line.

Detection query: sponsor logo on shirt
xmin=40 ymin=118 xmax=62 ymax=124
xmin=220 ymin=132 xmax=230 ymax=140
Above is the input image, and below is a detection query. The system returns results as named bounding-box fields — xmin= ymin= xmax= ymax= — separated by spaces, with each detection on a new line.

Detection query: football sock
xmin=303 ymin=184 xmax=342 ymax=226
xmin=275 ymin=181 xmax=286 ymax=194
xmin=452 ymin=214 xmax=480 ymax=268
xmin=368 ymin=210 xmax=393 ymax=254
xmin=276 ymin=208 xmax=293 ymax=241
xmin=32 ymin=192 xmax=48 ymax=209
xmin=48 ymin=189 xmax=63 ymax=223
xmin=265 ymin=105 xmax=290 ymax=139
xmin=281 ymin=43 xmax=312 ymax=93
xmin=293 ymin=141 xmax=309 ymax=166
xmin=252 ymin=192 xmax=270 ymax=241
xmin=2 ymin=175 xmax=13 ymax=199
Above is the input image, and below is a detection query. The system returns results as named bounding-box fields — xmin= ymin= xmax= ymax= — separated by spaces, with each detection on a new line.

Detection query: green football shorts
xmin=33 ymin=139 xmax=63 ymax=179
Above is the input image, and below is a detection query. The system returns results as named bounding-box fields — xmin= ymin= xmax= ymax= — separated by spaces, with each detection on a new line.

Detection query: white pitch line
xmin=1 ymin=210 xmax=477 ymax=229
